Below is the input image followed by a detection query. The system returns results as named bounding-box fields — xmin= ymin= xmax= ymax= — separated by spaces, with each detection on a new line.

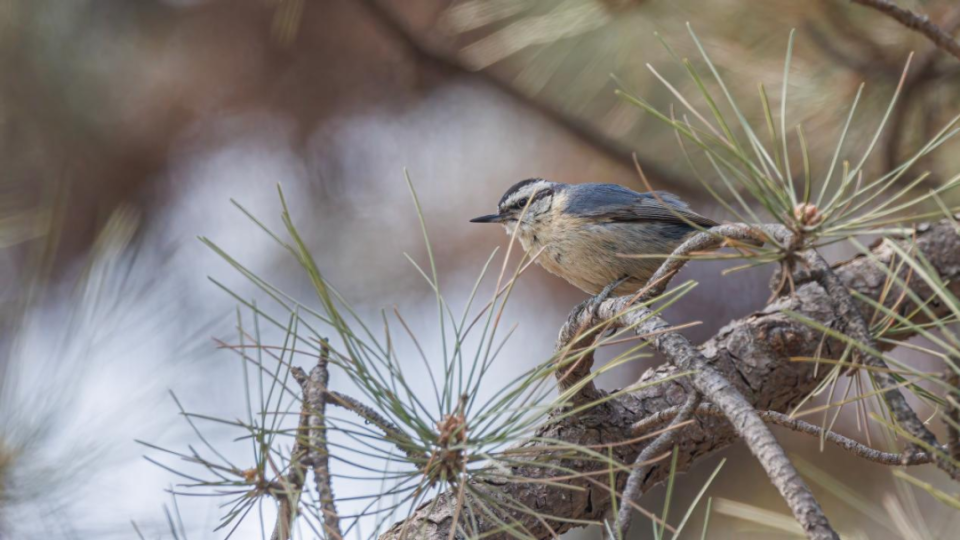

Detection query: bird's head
xmin=470 ymin=178 xmax=560 ymax=236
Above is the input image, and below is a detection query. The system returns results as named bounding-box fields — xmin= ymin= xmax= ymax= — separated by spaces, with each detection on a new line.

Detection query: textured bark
xmin=288 ymin=351 xmax=343 ymax=540
xmin=635 ymin=309 xmax=838 ymax=540
xmin=380 ymin=220 xmax=960 ymax=540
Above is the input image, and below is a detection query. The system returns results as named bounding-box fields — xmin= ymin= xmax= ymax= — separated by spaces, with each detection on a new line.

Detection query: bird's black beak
xmin=470 ymin=213 xmax=503 ymax=224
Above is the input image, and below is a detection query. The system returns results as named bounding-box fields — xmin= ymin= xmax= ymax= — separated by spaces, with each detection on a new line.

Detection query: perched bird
xmin=470 ymin=178 xmax=717 ymax=297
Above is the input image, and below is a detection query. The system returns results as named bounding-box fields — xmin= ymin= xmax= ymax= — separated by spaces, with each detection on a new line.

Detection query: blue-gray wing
xmin=564 ymin=183 xmax=717 ymax=227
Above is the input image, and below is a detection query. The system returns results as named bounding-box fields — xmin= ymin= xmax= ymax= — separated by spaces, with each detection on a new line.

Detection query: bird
xmin=470 ymin=178 xmax=717 ymax=298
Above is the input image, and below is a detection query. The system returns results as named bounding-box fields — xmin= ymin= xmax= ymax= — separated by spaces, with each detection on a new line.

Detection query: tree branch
xmin=326 ymin=390 xmax=427 ymax=467
xmin=800 ymin=249 xmax=960 ymax=480
xmin=380 ymin=219 xmax=960 ymax=540
xmin=356 ymin=0 xmax=697 ymax=195
xmin=274 ymin=346 xmax=343 ymax=540
xmin=295 ymin=342 xmax=342 ymax=539
xmin=850 ymin=0 xmax=960 ymax=61
xmin=630 ymin=307 xmax=839 ymax=540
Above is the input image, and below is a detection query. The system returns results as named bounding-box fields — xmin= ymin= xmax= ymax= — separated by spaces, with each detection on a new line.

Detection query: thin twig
xmin=850 ymin=0 xmax=960 ymax=61
xmin=273 ymin=343 xmax=343 ymax=540
xmin=633 ymin=403 xmax=939 ymax=466
xmin=326 ymin=391 xmax=427 ymax=466
xmin=614 ymin=391 xmax=700 ymax=539
xmin=802 ymin=250 xmax=960 ymax=479
xmin=295 ymin=341 xmax=342 ymax=539
xmin=641 ymin=224 xmax=767 ymax=300
xmin=270 ymin=383 xmax=311 ymax=540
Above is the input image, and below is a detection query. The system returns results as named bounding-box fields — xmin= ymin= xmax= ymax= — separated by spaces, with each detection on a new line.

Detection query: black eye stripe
xmin=528 ymin=189 xmax=553 ymax=205
xmin=502 ymin=188 xmax=553 ymax=212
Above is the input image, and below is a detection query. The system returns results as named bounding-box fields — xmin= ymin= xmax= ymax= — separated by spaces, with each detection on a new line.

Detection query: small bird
xmin=470 ymin=178 xmax=717 ymax=297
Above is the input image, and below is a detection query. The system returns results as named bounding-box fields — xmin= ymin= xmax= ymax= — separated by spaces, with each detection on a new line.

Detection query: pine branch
xmin=801 ymin=249 xmax=960 ymax=479
xmin=293 ymin=341 xmax=342 ymax=539
xmin=274 ymin=345 xmax=343 ymax=540
xmin=629 ymin=308 xmax=839 ymax=540
xmin=379 ymin=218 xmax=960 ymax=540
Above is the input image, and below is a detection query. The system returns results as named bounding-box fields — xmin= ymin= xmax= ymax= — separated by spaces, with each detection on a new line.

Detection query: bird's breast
xmin=521 ymin=217 xmax=695 ymax=295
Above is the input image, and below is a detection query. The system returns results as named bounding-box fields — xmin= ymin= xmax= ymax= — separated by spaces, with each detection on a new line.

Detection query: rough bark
xmin=380 ymin=219 xmax=960 ymax=540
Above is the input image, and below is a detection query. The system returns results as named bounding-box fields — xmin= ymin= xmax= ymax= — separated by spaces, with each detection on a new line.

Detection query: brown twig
xmin=641 ymin=224 xmax=768 ymax=300
xmin=274 ymin=344 xmax=343 ymax=540
xmin=633 ymin=403 xmax=939 ymax=466
xmin=270 ymin=385 xmax=311 ymax=540
xmin=614 ymin=390 xmax=699 ymax=539
xmin=325 ymin=390 xmax=427 ymax=466
xmin=633 ymin=308 xmax=840 ymax=540
xmin=850 ymin=0 xmax=960 ymax=62
xmin=296 ymin=341 xmax=342 ymax=539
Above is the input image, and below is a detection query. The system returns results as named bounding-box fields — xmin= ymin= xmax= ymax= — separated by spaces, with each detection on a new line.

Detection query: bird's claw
xmin=562 ymin=276 xmax=629 ymax=345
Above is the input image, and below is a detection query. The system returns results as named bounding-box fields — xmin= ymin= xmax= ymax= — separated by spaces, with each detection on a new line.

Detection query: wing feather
xmin=564 ymin=184 xmax=717 ymax=228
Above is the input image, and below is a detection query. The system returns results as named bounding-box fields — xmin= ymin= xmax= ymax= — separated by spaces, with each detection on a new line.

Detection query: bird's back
xmin=534 ymin=184 xmax=711 ymax=295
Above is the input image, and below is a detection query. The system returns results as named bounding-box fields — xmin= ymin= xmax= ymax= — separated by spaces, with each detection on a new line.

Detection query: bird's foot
xmin=561 ymin=276 xmax=629 ymax=346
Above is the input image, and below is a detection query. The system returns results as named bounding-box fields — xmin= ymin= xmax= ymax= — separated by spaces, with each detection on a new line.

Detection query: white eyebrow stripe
xmin=500 ymin=182 xmax=550 ymax=210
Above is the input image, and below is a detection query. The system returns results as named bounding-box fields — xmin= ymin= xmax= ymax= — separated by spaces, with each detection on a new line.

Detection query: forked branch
xmin=274 ymin=344 xmax=343 ymax=540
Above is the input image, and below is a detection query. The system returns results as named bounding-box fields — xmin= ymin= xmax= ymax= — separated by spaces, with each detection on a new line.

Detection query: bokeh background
xmin=3 ymin=0 xmax=960 ymax=538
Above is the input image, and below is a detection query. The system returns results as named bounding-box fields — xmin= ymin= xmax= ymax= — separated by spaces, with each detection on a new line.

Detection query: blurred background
xmin=2 ymin=0 xmax=960 ymax=538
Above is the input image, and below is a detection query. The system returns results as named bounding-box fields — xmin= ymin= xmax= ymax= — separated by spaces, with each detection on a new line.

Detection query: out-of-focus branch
xmin=356 ymin=0 xmax=695 ymax=195
xmin=633 ymin=403 xmax=939 ymax=466
xmin=882 ymin=6 xmax=960 ymax=173
xmin=812 ymin=3 xmax=960 ymax=179
xmin=850 ymin=0 xmax=960 ymax=61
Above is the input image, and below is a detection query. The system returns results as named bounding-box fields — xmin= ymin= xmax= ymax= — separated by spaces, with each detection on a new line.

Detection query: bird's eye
xmin=516 ymin=198 xmax=529 ymax=208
